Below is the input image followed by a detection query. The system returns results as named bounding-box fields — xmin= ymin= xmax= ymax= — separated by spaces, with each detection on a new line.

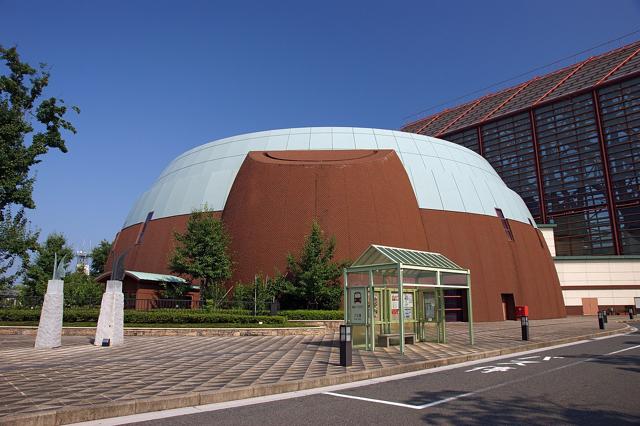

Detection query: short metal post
xmin=270 ymin=300 xmax=280 ymax=316
xmin=340 ymin=324 xmax=352 ymax=367
xmin=598 ymin=311 xmax=605 ymax=330
xmin=521 ymin=315 xmax=529 ymax=341
xmin=629 ymin=308 xmax=635 ymax=320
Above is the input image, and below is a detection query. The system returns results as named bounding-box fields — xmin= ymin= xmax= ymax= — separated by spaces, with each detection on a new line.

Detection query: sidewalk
xmin=0 ymin=317 xmax=633 ymax=425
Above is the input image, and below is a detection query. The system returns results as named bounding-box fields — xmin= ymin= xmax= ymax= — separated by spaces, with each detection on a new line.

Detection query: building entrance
xmin=501 ymin=293 xmax=516 ymax=320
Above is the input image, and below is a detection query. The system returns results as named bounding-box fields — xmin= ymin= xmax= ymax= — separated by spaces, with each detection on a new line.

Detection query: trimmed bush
xmin=279 ymin=310 xmax=343 ymax=320
xmin=0 ymin=309 xmax=42 ymax=322
xmin=203 ymin=307 xmax=255 ymax=316
xmin=123 ymin=310 xmax=285 ymax=324
xmin=0 ymin=308 xmax=286 ymax=325
xmin=63 ymin=308 xmax=100 ymax=322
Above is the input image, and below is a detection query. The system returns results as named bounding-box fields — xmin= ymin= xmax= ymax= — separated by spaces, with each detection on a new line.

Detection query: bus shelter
xmin=344 ymin=245 xmax=473 ymax=354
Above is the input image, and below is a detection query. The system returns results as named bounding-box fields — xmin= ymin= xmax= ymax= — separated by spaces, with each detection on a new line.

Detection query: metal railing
xmin=124 ymin=298 xmax=201 ymax=310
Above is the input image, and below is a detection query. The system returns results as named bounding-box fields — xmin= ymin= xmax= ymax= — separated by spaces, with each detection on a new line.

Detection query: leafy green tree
xmin=285 ymin=220 xmax=349 ymax=310
xmin=90 ymin=239 xmax=112 ymax=277
xmin=169 ymin=207 xmax=233 ymax=302
xmin=233 ymin=274 xmax=288 ymax=311
xmin=158 ymin=280 xmax=192 ymax=299
xmin=0 ymin=208 xmax=38 ymax=291
xmin=0 ymin=45 xmax=79 ymax=213
xmin=21 ymin=233 xmax=73 ymax=302
xmin=0 ymin=45 xmax=79 ymax=286
xmin=63 ymin=271 xmax=103 ymax=307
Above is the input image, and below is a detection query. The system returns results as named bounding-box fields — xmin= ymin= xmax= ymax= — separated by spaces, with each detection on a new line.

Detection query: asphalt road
xmin=116 ymin=329 xmax=640 ymax=425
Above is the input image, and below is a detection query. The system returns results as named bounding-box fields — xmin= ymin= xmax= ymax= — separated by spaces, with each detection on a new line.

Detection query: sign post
xmin=348 ymin=288 xmax=368 ymax=325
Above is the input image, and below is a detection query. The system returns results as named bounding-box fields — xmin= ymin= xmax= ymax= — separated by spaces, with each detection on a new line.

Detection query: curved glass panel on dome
xmin=123 ymin=127 xmax=535 ymax=228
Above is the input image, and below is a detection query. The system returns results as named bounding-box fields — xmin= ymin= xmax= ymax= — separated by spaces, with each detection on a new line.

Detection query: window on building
xmin=445 ymin=128 xmax=480 ymax=153
xmin=534 ymin=93 xmax=607 ymax=214
xmin=550 ymin=208 xmax=614 ymax=256
xmin=495 ymin=208 xmax=514 ymax=241
xmin=618 ymin=205 xmax=640 ymax=255
xmin=482 ymin=113 xmax=540 ymax=218
xmin=598 ymin=77 xmax=640 ymax=255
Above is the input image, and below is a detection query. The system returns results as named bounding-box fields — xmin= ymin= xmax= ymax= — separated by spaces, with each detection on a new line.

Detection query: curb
xmin=0 ymin=323 xmax=633 ymax=426
xmin=0 ymin=325 xmax=327 ymax=337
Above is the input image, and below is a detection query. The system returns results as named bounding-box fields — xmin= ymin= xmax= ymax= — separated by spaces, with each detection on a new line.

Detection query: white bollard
xmin=94 ymin=280 xmax=124 ymax=346
xmin=35 ymin=280 xmax=64 ymax=349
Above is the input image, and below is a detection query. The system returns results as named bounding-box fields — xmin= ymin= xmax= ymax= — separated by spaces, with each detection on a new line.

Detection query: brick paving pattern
xmin=0 ymin=317 xmax=629 ymax=420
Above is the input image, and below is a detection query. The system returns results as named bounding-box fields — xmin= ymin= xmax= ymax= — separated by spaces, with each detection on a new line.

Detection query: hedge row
xmin=124 ymin=310 xmax=285 ymax=324
xmin=279 ymin=310 xmax=343 ymax=320
xmin=0 ymin=308 xmax=286 ymax=325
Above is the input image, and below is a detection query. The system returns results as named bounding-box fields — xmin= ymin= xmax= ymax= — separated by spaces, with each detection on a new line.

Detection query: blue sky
xmin=2 ymin=0 xmax=640 ymax=255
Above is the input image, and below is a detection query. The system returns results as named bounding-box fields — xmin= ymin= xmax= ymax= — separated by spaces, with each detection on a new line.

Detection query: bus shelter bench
xmin=377 ymin=333 xmax=416 ymax=347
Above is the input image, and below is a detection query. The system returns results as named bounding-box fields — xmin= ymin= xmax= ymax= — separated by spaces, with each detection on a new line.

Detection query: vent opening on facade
xmin=496 ymin=208 xmax=514 ymax=241
xmin=136 ymin=211 xmax=154 ymax=244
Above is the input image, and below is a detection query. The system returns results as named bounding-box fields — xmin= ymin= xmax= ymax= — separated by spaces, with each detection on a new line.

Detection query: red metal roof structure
xmin=403 ymin=40 xmax=640 ymax=138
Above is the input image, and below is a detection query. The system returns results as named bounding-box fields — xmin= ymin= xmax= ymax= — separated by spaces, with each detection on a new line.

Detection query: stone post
xmin=94 ymin=280 xmax=124 ymax=346
xmin=35 ymin=280 xmax=64 ymax=349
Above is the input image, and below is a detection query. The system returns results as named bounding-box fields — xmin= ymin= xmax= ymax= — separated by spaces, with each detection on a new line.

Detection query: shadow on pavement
xmin=415 ymin=392 xmax=639 ymax=425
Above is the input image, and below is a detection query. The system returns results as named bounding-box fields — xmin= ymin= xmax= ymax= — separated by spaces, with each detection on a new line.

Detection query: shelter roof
xmin=96 ymin=270 xmax=191 ymax=285
xmin=351 ymin=245 xmax=467 ymax=272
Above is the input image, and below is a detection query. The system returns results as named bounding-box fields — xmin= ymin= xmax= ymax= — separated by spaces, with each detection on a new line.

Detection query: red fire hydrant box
xmin=515 ymin=305 xmax=529 ymax=318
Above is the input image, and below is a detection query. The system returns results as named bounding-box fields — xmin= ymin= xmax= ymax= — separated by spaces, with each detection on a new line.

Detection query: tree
xmin=63 ymin=271 xmax=103 ymax=307
xmin=169 ymin=207 xmax=232 ymax=302
xmin=0 ymin=45 xmax=80 ymax=213
xmin=158 ymin=280 xmax=191 ymax=300
xmin=0 ymin=208 xmax=38 ymax=291
xmin=90 ymin=239 xmax=112 ymax=277
xmin=21 ymin=233 xmax=73 ymax=302
xmin=285 ymin=220 xmax=349 ymax=310
xmin=0 ymin=45 xmax=79 ymax=286
xmin=233 ymin=274 xmax=288 ymax=311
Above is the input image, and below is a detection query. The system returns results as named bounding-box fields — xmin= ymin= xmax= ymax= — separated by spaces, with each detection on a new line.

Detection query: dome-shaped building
xmin=107 ymin=127 xmax=565 ymax=321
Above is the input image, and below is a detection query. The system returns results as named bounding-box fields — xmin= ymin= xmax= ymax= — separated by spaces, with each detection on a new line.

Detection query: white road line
xmin=323 ymin=390 xmax=478 ymax=410
xmin=606 ymin=344 xmax=640 ymax=355
xmin=322 ymin=392 xmax=422 ymax=409
xmin=591 ymin=327 xmax=637 ymax=340
xmin=419 ymin=392 xmax=475 ymax=408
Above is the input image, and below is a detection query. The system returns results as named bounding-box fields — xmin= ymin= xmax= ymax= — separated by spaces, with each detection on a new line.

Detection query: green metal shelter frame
xmin=344 ymin=245 xmax=474 ymax=354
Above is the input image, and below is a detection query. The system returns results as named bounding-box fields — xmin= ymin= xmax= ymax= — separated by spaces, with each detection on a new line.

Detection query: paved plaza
xmin=0 ymin=317 xmax=632 ymax=425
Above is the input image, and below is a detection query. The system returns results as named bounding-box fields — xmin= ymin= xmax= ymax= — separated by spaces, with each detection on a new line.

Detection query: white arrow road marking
xmin=478 ymin=366 xmax=516 ymax=373
xmin=465 ymin=366 xmax=516 ymax=373
xmin=497 ymin=360 xmax=540 ymax=366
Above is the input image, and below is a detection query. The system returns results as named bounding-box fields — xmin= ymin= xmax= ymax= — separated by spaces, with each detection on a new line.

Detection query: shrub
xmin=0 ymin=308 xmax=286 ymax=324
xmin=203 ymin=306 xmax=254 ymax=315
xmin=123 ymin=310 xmax=285 ymax=324
xmin=0 ymin=308 xmax=41 ymax=322
xmin=63 ymin=272 xmax=103 ymax=307
xmin=279 ymin=309 xmax=343 ymax=320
